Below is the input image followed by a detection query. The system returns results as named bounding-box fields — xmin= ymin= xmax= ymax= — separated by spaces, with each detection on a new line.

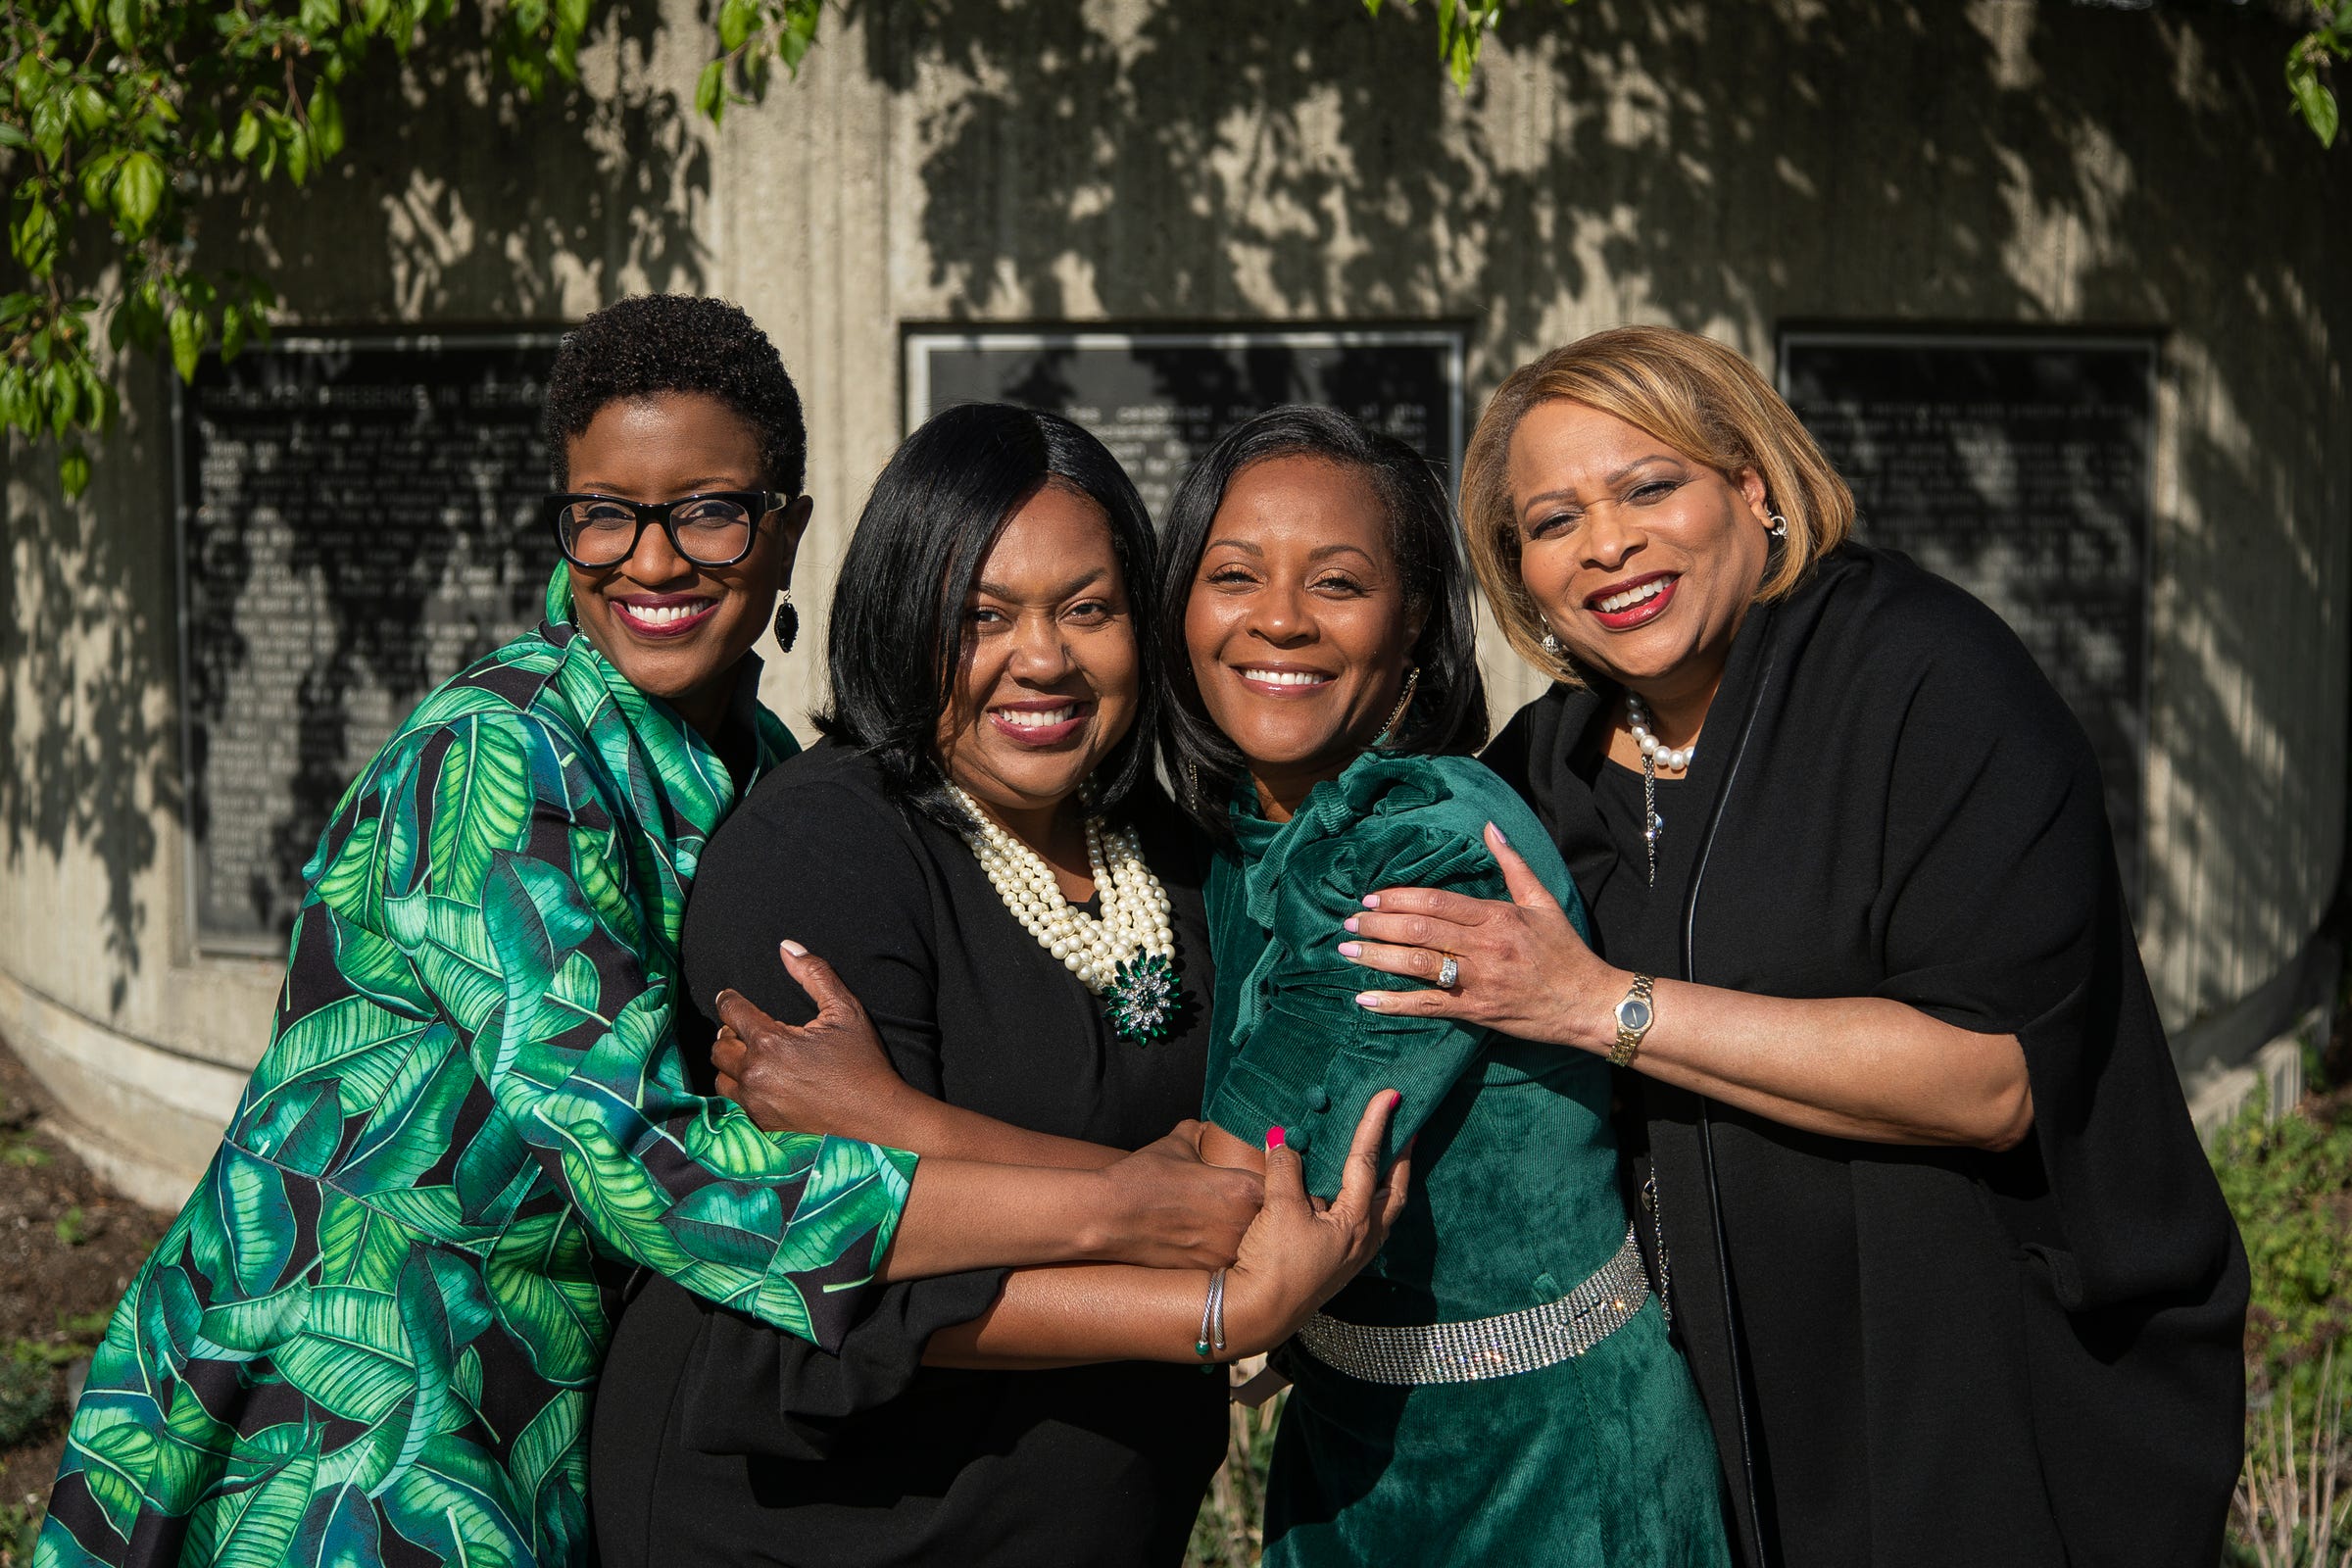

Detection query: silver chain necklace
xmin=1625 ymin=694 xmax=1695 ymax=886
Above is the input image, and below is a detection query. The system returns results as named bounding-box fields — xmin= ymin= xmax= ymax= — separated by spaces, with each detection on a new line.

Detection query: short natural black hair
xmin=814 ymin=402 xmax=1163 ymax=830
xmin=1157 ymin=405 xmax=1487 ymax=838
xmin=542 ymin=294 xmax=807 ymax=494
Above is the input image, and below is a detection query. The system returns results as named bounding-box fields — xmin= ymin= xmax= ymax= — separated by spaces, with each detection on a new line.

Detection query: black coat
xmin=1484 ymin=543 xmax=2247 ymax=1568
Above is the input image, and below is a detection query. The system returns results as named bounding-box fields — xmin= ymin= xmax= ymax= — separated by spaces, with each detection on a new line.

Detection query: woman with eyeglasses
xmin=35 ymin=298 xmax=1271 ymax=1568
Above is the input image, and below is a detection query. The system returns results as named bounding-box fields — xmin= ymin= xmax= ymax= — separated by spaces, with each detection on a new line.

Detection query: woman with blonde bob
xmin=1337 ymin=326 xmax=2248 ymax=1568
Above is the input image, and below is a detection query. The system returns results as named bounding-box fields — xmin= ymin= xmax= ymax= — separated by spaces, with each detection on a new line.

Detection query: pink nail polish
xmin=1355 ymin=992 xmax=1385 ymax=1009
xmin=1361 ymin=894 xmax=1382 ymax=909
xmin=1344 ymin=916 xmax=1359 ymax=932
xmin=1487 ymin=821 xmax=1510 ymax=849
xmin=1339 ymin=942 xmax=1361 ymax=957
xmin=1266 ymin=1126 xmax=1288 ymax=1151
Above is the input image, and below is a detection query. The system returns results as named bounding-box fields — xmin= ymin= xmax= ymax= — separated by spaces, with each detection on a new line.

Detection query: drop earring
xmin=772 ymin=590 xmax=800 ymax=653
xmin=1374 ymin=665 xmax=1421 ymax=748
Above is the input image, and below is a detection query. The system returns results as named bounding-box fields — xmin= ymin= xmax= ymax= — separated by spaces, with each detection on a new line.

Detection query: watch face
xmin=1615 ymin=997 xmax=1653 ymax=1034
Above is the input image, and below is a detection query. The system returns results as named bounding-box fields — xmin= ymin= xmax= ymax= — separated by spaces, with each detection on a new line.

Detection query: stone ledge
xmin=2184 ymin=1008 xmax=2316 ymax=1148
xmin=0 ymin=967 xmax=242 ymax=1211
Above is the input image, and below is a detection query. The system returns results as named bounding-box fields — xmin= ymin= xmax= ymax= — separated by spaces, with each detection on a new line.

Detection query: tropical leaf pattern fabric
xmin=37 ymin=569 xmax=916 ymax=1568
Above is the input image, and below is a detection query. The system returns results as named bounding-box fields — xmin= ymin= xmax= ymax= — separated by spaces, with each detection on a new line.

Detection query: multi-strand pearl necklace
xmin=947 ymin=784 xmax=1183 ymax=1043
xmin=1625 ymin=695 xmax=1697 ymax=887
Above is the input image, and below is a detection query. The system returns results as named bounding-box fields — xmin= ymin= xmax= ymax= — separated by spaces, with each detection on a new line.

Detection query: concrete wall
xmin=4 ymin=0 xmax=2346 ymax=1205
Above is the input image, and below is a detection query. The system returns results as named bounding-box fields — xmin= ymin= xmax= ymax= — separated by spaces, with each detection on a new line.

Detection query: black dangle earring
xmin=772 ymin=590 xmax=800 ymax=653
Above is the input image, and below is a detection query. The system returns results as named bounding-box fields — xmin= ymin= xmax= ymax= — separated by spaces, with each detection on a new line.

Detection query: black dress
xmin=589 ymin=740 xmax=1228 ymax=1568
xmin=1484 ymin=544 xmax=2248 ymax=1568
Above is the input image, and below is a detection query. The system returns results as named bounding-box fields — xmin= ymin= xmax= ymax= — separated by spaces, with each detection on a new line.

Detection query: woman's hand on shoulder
xmin=1219 ymin=1090 xmax=1413 ymax=1356
xmin=711 ymin=944 xmax=925 ymax=1142
xmin=1339 ymin=821 xmax=1620 ymax=1054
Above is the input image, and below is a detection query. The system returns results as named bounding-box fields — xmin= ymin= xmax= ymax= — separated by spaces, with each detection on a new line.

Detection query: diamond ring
xmin=1436 ymin=954 xmax=1460 ymax=989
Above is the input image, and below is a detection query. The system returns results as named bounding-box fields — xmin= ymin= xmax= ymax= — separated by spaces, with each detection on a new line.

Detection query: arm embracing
xmin=324 ymin=708 xmax=915 ymax=1349
xmin=1209 ymin=824 xmax=1501 ymax=1197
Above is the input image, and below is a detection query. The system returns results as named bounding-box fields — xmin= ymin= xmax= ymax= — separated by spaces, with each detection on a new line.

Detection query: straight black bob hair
xmin=814 ymin=402 xmax=1163 ymax=830
xmin=1156 ymin=405 xmax=1487 ymax=839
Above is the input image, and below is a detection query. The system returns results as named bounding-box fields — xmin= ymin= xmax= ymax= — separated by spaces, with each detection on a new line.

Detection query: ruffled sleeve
xmin=1204 ymin=756 xmax=1587 ymax=1198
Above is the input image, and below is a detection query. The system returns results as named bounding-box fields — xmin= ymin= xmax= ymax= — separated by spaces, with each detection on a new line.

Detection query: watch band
xmin=1610 ymin=973 xmax=1655 ymax=1068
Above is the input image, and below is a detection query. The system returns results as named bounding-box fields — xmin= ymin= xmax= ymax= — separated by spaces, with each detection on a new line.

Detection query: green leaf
xmin=2289 ymin=57 xmax=2341 ymax=147
xmin=664 ymin=1180 xmax=783 ymax=1270
xmin=283 ymin=118 xmax=312 ymax=183
xmin=213 ymin=1144 xmax=297 ymax=1295
xmin=13 ymin=199 xmax=58 ymax=276
xmin=695 ymin=57 xmax=726 ymax=122
xmin=112 ymin=149 xmax=165 ymax=237
xmin=378 ymin=1436 xmax=534 ymax=1567
xmin=168 ymin=304 xmax=203 ymax=382
xmin=507 ymin=1393 xmax=581 ymax=1517
xmin=309 ymin=83 xmax=345 ymax=163
xmin=196 ymin=1279 xmax=314 ymax=1355
xmin=718 ymin=0 xmax=758 ymax=52
xmin=427 ymin=715 xmax=535 ymax=904
xmin=59 ymin=444 xmax=92 ymax=497
xmin=484 ymin=1211 xmax=602 ymax=1385
xmin=231 ymin=109 xmax=261 ymax=161
xmin=70 ymin=83 xmax=111 ymax=135
xmin=183 ymin=1443 xmax=318 ymax=1567
xmin=274 ymin=1287 xmax=413 ymax=1425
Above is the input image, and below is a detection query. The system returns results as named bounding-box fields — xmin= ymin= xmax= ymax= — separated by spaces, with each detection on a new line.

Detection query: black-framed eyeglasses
xmin=544 ymin=490 xmax=788 ymax=569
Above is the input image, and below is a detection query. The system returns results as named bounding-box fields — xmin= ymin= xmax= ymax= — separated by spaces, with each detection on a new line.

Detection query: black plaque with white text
xmin=1779 ymin=330 xmax=2156 ymax=900
xmin=904 ymin=326 xmax=1467 ymax=518
xmin=178 ymin=334 xmax=561 ymax=953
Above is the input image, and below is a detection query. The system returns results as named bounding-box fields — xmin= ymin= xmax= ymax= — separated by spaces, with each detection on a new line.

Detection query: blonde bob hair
xmin=1460 ymin=326 xmax=1855 ymax=687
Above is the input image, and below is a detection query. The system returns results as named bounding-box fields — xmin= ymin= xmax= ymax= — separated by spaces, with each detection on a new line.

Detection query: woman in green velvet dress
xmin=704 ymin=407 xmax=1728 ymax=1565
xmin=1161 ymin=408 xmax=1727 ymax=1566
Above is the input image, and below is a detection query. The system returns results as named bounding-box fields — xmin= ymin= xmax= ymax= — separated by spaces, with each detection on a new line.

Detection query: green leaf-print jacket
xmin=38 ymin=570 xmax=917 ymax=1568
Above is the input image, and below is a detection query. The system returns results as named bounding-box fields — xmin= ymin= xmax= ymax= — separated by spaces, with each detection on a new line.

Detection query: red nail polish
xmin=1387 ymin=1090 xmax=1403 ymax=1110
xmin=1266 ymin=1126 xmax=1287 ymax=1151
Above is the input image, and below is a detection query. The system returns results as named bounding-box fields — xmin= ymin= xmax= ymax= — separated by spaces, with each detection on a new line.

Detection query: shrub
xmin=2211 ymin=1087 xmax=2352 ymax=1383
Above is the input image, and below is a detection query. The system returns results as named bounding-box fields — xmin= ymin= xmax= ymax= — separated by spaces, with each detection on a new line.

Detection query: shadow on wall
xmin=860 ymin=0 xmax=2349 ymax=1027
xmin=2 ymin=396 xmax=180 ymax=1015
xmin=0 ymin=3 xmax=710 ymax=1000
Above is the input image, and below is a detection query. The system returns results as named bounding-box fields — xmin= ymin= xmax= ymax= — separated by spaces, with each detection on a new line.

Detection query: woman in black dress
xmin=589 ymin=404 xmax=1406 ymax=1567
xmin=1337 ymin=327 xmax=2248 ymax=1568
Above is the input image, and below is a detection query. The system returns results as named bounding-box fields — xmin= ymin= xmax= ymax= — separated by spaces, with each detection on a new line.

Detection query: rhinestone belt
xmin=1295 ymin=1225 xmax=1649 ymax=1385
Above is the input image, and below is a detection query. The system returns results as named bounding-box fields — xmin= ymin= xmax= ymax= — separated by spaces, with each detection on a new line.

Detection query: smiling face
xmin=1507 ymin=399 xmax=1772 ymax=714
xmin=564 ymin=392 xmax=810 ymax=735
xmin=1183 ymin=455 xmax=1422 ymax=818
xmin=934 ymin=482 xmax=1141 ymax=835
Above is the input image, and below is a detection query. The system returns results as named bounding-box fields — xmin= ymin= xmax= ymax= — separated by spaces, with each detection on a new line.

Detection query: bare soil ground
xmin=0 ymin=1033 xmax=171 ymax=1559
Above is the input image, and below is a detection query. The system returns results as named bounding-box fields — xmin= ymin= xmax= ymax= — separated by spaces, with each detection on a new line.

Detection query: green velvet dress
xmin=1203 ymin=751 xmax=1729 ymax=1567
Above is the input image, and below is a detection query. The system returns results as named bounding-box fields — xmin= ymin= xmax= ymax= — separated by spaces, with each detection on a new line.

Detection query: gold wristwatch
xmin=1610 ymin=973 xmax=1655 ymax=1068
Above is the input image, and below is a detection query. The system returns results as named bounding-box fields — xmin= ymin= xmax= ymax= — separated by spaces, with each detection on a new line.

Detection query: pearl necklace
xmin=1625 ymin=695 xmax=1696 ymax=887
xmin=947 ymin=785 xmax=1183 ymax=1043
xmin=1625 ymin=695 xmax=1694 ymax=773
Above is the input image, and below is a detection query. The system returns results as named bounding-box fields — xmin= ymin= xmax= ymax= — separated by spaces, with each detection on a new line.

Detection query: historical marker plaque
xmin=177 ymin=333 xmax=562 ymax=954
xmin=904 ymin=326 xmax=1468 ymax=518
xmin=1779 ymin=329 xmax=2157 ymax=898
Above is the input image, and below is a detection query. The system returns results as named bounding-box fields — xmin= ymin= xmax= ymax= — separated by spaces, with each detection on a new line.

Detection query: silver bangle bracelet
xmin=1195 ymin=1267 xmax=1228 ymax=1360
